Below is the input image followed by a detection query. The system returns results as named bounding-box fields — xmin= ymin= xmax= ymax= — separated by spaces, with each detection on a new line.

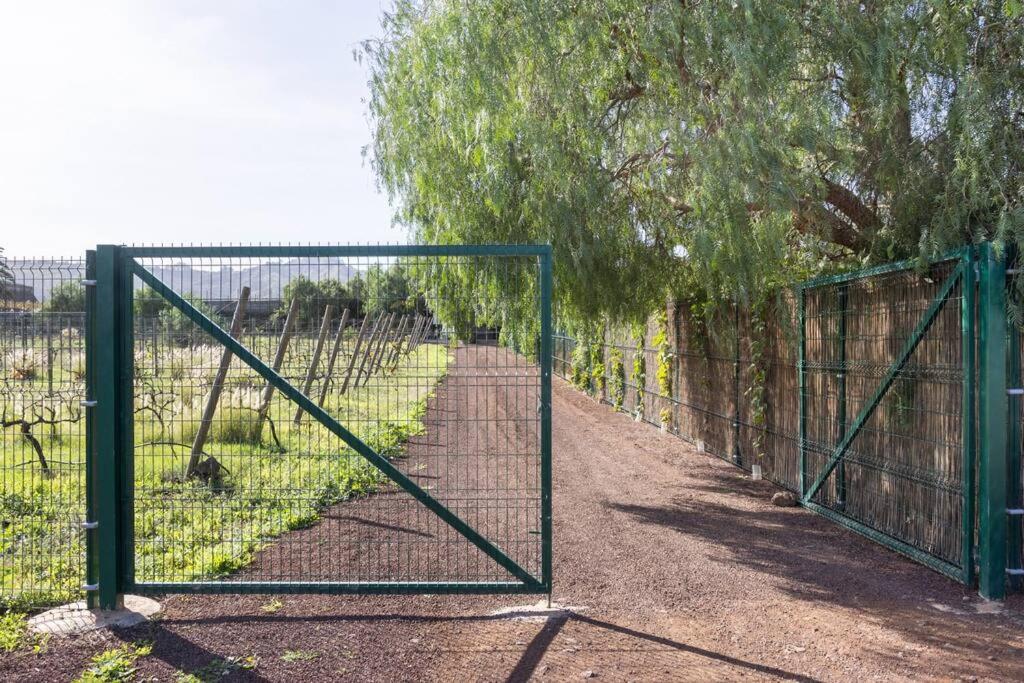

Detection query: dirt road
xmin=4 ymin=351 xmax=1023 ymax=682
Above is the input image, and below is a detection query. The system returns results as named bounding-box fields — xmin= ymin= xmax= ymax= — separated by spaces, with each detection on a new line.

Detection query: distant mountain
xmin=7 ymin=258 xmax=360 ymax=303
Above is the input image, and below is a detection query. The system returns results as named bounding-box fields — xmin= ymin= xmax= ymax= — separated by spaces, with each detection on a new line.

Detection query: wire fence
xmin=555 ymin=252 xmax=976 ymax=582
xmin=2 ymin=247 xmax=550 ymax=608
xmin=1 ymin=258 xmax=88 ymax=608
xmin=125 ymin=251 xmax=544 ymax=591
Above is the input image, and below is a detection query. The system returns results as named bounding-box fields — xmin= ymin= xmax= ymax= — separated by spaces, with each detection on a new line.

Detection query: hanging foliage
xmin=365 ymin=0 xmax=1024 ymax=328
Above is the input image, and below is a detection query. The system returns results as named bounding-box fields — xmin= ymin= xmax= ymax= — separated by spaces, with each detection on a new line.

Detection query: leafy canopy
xmin=365 ymin=0 xmax=1023 ymax=325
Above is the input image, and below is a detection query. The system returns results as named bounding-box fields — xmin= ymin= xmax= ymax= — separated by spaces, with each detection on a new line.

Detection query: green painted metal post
xmin=733 ymin=305 xmax=742 ymax=467
xmin=798 ymin=286 xmax=807 ymax=498
xmin=836 ymin=284 xmax=848 ymax=511
xmin=84 ymin=250 xmax=98 ymax=609
xmin=961 ymin=247 xmax=977 ymax=585
xmin=978 ymin=242 xmax=1008 ymax=600
xmin=119 ymin=251 xmax=135 ymax=593
xmin=1007 ymin=269 xmax=1022 ymax=592
xmin=539 ymin=247 xmax=553 ymax=594
xmin=94 ymin=245 xmax=124 ymax=609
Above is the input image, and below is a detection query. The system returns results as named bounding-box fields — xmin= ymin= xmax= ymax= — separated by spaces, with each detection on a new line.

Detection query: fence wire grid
xmin=555 ymin=253 xmax=973 ymax=581
xmin=1 ymin=259 xmax=88 ymax=608
xmin=125 ymin=252 xmax=543 ymax=589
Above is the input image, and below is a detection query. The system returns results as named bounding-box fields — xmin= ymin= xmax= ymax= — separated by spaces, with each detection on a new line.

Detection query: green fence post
xmin=978 ymin=241 xmax=1008 ymax=600
xmin=119 ymin=249 xmax=135 ymax=593
xmin=961 ymin=247 xmax=977 ymax=585
xmin=94 ymin=245 xmax=125 ymax=609
xmin=798 ymin=285 xmax=807 ymax=497
xmin=835 ymin=284 xmax=848 ymax=511
xmin=539 ymin=247 xmax=553 ymax=595
xmin=733 ymin=304 xmax=742 ymax=467
xmin=84 ymin=250 xmax=98 ymax=609
xmin=1007 ymin=267 xmax=1022 ymax=592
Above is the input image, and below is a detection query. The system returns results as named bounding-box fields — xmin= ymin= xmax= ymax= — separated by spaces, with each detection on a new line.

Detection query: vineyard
xmin=1 ymin=256 xmax=456 ymax=608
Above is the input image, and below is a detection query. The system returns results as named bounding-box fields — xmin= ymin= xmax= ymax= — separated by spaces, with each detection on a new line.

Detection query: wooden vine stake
xmin=317 ymin=307 xmax=351 ymax=407
xmin=293 ymin=304 xmax=335 ymax=425
xmin=187 ymin=286 xmax=250 ymax=478
xmin=351 ymin=312 xmax=387 ymax=390
xmin=255 ymin=297 xmax=300 ymax=435
xmin=362 ymin=312 xmax=396 ymax=386
xmin=339 ymin=312 xmax=374 ymax=395
xmin=384 ymin=313 xmax=411 ymax=372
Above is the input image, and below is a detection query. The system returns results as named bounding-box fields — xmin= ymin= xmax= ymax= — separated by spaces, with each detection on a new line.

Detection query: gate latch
xmin=80 ymin=521 xmax=99 ymax=530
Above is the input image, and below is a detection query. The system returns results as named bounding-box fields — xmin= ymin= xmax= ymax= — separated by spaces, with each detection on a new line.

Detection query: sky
xmin=0 ymin=1 xmax=402 ymax=257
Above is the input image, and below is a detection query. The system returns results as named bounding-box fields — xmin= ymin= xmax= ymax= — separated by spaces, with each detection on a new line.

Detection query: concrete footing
xmin=28 ymin=595 xmax=162 ymax=635
xmin=490 ymin=599 xmax=583 ymax=621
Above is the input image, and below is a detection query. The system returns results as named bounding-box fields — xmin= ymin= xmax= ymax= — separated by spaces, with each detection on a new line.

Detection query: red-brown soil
xmin=3 ymin=348 xmax=1023 ymax=682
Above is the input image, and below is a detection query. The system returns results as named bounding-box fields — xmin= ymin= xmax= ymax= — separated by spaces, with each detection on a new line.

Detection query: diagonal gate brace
xmin=131 ymin=260 xmax=540 ymax=587
xmin=802 ymin=261 xmax=964 ymax=503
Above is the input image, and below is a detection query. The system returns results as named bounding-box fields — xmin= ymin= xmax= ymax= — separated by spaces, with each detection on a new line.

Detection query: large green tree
xmin=366 ymin=1 xmax=1023 ymax=325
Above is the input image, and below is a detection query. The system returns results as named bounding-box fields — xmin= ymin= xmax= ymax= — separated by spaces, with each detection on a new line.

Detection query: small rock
xmin=772 ymin=491 xmax=799 ymax=507
xmin=581 ymin=671 xmax=597 ymax=679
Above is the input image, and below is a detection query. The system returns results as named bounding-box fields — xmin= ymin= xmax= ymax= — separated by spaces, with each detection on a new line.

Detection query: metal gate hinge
xmin=1007 ymin=268 xmax=1022 ymax=276
xmin=80 ymin=521 xmax=99 ymax=529
xmin=80 ymin=400 xmax=98 ymax=408
xmin=1008 ymin=509 xmax=1024 ymax=516
xmin=82 ymin=583 xmax=99 ymax=591
xmin=1007 ymin=569 xmax=1024 ymax=576
xmin=81 ymin=279 xmax=97 ymax=286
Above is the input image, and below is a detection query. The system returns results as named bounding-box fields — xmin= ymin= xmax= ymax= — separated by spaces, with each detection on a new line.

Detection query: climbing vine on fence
xmin=589 ymin=331 xmax=605 ymax=395
xmin=745 ymin=305 xmax=769 ymax=462
xmin=632 ymin=326 xmax=646 ymax=419
xmin=570 ymin=337 xmax=590 ymax=392
xmin=609 ymin=347 xmax=625 ymax=410
xmin=653 ymin=311 xmax=672 ymax=425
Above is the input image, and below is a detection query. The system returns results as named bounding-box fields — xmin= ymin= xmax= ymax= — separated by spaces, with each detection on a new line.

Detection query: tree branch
xmin=822 ymin=179 xmax=881 ymax=237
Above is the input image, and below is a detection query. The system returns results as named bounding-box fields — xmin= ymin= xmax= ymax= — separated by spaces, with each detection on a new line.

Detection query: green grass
xmin=173 ymin=655 xmax=258 ymax=682
xmin=2 ymin=337 xmax=451 ymax=608
xmin=281 ymin=649 xmax=320 ymax=662
xmin=74 ymin=642 xmax=152 ymax=682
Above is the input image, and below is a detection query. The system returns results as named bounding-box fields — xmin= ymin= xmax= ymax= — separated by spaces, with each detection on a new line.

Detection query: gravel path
xmin=3 ymin=350 xmax=1023 ymax=682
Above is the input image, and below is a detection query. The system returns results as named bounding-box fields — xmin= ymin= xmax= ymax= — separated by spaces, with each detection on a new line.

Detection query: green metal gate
xmin=84 ymin=245 xmax=552 ymax=609
xmin=798 ymin=244 xmax=1010 ymax=597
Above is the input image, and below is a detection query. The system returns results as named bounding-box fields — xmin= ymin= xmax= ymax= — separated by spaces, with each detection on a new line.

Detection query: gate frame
xmin=87 ymin=244 xmax=552 ymax=609
xmin=797 ymin=246 xmax=978 ymax=585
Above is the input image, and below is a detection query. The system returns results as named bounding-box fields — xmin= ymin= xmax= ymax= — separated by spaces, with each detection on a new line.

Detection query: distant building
xmin=205 ymin=297 xmax=282 ymax=320
xmin=1 ymin=282 xmax=38 ymax=306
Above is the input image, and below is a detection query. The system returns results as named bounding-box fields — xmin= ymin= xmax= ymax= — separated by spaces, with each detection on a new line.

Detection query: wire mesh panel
xmin=551 ymin=251 xmax=974 ymax=583
xmin=737 ymin=302 xmax=801 ymax=491
xmin=1 ymin=259 xmax=88 ymax=608
xmin=119 ymin=246 xmax=548 ymax=593
xmin=801 ymin=255 xmax=970 ymax=578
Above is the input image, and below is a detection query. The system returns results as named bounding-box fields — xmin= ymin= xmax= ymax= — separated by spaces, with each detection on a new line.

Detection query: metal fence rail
xmin=1 ymin=259 xmax=88 ymax=608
